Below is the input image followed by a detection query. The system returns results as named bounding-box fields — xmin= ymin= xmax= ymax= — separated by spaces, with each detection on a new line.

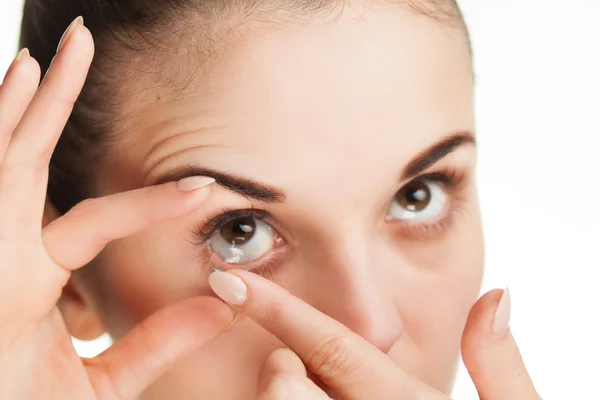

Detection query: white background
xmin=1 ymin=1 xmax=599 ymax=399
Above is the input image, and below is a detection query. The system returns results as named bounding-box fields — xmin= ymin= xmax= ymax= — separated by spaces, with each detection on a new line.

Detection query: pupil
xmin=220 ymin=217 xmax=256 ymax=245
xmin=398 ymin=181 xmax=431 ymax=212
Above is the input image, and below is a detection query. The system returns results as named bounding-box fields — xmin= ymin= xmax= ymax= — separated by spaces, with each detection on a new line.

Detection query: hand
xmin=209 ymin=270 xmax=541 ymax=400
xmin=0 ymin=18 xmax=233 ymax=400
xmin=257 ymin=348 xmax=330 ymax=399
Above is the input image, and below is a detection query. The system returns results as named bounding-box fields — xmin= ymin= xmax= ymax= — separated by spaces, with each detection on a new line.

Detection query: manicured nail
xmin=209 ymin=272 xmax=247 ymax=305
xmin=493 ymin=287 xmax=511 ymax=335
xmin=2 ymin=48 xmax=29 ymax=82
xmin=16 ymin=48 xmax=29 ymax=62
xmin=176 ymin=176 xmax=215 ymax=192
xmin=57 ymin=16 xmax=84 ymax=53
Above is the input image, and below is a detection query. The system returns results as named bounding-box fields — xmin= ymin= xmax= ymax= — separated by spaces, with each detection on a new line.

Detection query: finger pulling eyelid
xmin=149 ymin=165 xmax=286 ymax=203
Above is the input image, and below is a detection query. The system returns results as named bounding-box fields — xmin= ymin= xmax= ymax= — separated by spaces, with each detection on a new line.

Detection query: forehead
xmin=118 ymin=3 xmax=473 ymax=195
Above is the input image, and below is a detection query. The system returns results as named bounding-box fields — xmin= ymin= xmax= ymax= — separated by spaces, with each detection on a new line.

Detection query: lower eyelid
xmin=201 ymin=236 xmax=288 ymax=275
xmin=396 ymin=193 xmax=466 ymax=240
xmin=396 ymin=219 xmax=448 ymax=239
xmin=245 ymin=251 xmax=286 ymax=279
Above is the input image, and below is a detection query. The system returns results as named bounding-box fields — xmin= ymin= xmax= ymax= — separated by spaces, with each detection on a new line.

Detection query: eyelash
xmin=192 ymin=167 xmax=467 ymax=276
xmin=192 ymin=207 xmax=269 ymax=244
xmin=415 ymin=168 xmax=464 ymax=189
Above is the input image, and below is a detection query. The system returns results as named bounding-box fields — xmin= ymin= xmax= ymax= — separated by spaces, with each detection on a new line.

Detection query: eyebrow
xmin=151 ymin=165 xmax=286 ymax=203
xmin=400 ymin=131 xmax=475 ymax=180
xmin=149 ymin=131 xmax=475 ymax=202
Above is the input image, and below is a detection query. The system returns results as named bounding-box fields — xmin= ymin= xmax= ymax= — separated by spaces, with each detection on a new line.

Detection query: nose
xmin=303 ymin=245 xmax=403 ymax=354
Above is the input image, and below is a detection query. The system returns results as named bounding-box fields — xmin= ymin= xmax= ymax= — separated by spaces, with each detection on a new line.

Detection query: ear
xmin=57 ymin=279 xmax=106 ymax=341
xmin=44 ymin=199 xmax=106 ymax=341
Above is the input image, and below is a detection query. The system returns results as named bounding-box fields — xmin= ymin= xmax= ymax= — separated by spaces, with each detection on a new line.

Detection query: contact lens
xmin=208 ymin=244 xmax=252 ymax=272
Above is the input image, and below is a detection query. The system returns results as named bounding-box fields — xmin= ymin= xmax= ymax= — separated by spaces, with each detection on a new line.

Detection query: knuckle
xmin=54 ymin=94 xmax=77 ymax=110
xmin=306 ymin=332 xmax=359 ymax=380
xmin=45 ymin=80 xmax=79 ymax=111
xmin=0 ymin=159 xmax=48 ymax=186
xmin=508 ymin=354 xmax=530 ymax=382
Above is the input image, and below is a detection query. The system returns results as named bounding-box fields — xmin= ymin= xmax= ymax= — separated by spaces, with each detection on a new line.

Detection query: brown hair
xmin=19 ymin=0 xmax=469 ymax=215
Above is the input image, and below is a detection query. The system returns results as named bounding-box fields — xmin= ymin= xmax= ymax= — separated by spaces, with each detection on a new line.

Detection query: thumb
xmin=257 ymin=348 xmax=329 ymax=400
xmin=461 ymin=288 xmax=540 ymax=400
xmin=84 ymin=296 xmax=235 ymax=400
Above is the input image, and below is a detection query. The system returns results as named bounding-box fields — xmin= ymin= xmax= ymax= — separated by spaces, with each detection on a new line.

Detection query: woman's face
xmin=74 ymin=3 xmax=482 ymax=399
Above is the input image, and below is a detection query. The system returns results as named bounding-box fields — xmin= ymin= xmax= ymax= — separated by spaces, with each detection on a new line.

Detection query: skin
xmin=0 ymin=3 xmax=539 ymax=400
xmin=78 ymin=4 xmax=479 ymax=398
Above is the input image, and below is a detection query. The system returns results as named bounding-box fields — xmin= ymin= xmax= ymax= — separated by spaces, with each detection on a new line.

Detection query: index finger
xmin=208 ymin=270 xmax=447 ymax=400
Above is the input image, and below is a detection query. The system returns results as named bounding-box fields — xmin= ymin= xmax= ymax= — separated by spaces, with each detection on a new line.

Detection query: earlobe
xmin=58 ymin=278 xmax=106 ymax=341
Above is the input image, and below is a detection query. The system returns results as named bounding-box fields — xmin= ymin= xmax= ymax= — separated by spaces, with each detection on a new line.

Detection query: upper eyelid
xmin=194 ymin=208 xmax=269 ymax=243
xmin=395 ymin=169 xmax=465 ymax=195
xmin=414 ymin=171 xmax=456 ymax=185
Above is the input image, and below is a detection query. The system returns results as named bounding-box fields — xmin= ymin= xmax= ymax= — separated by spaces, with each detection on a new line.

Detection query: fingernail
xmin=2 ymin=48 xmax=29 ymax=82
xmin=16 ymin=48 xmax=29 ymax=62
xmin=493 ymin=287 xmax=511 ymax=336
xmin=176 ymin=176 xmax=215 ymax=192
xmin=209 ymin=272 xmax=247 ymax=305
xmin=57 ymin=16 xmax=84 ymax=53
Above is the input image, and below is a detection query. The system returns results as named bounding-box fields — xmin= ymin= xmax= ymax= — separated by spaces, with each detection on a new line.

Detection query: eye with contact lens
xmin=207 ymin=216 xmax=280 ymax=272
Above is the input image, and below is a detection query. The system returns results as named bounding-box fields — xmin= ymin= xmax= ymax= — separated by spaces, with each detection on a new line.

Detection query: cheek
xmin=90 ymin=223 xmax=214 ymax=340
xmin=387 ymin=201 xmax=484 ymax=389
xmin=401 ymin=201 xmax=484 ymax=336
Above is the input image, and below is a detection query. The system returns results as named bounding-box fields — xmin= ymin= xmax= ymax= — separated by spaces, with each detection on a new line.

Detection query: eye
xmin=208 ymin=216 xmax=276 ymax=267
xmin=386 ymin=178 xmax=447 ymax=221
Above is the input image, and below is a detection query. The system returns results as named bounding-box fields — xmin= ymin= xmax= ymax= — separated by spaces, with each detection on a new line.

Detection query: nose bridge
xmin=300 ymin=220 xmax=404 ymax=354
